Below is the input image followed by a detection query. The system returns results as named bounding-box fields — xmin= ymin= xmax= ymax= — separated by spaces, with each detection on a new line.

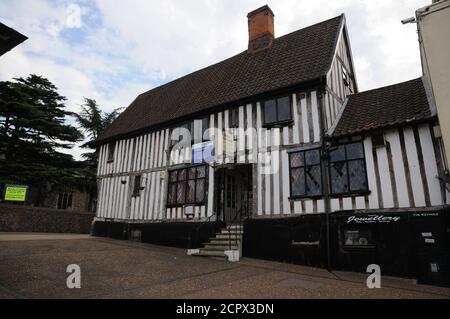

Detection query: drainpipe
xmin=318 ymin=86 xmax=332 ymax=272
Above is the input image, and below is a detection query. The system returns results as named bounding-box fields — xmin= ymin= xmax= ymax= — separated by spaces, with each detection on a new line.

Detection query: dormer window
xmin=263 ymin=95 xmax=293 ymax=127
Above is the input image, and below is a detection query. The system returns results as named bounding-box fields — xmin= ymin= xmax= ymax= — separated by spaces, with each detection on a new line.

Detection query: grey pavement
xmin=0 ymin=233 xmax=449 ymax=299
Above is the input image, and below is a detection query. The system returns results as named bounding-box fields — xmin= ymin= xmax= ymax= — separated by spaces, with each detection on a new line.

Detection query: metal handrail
xmin=227 ymin=205 xmax=246 ymax=250
xmin=188 ymin=213 xmax=217 ymax=249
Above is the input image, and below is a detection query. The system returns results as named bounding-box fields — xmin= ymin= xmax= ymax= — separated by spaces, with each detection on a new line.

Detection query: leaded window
xmin=289 ymin=148 xmax=323 ymax=198
xmin=167 ymin=165 xmax=207 ymax=206
xmin=329 ymin=142 xmax=368 ymax=196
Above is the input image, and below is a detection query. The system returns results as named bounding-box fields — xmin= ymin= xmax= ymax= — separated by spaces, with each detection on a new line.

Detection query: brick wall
xmin=0 ymin=204 xmax=94 ymax=234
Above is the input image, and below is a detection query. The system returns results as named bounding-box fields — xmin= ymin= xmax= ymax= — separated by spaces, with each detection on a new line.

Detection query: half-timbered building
xmin=91 ymin=6 xmax=450 ymax=286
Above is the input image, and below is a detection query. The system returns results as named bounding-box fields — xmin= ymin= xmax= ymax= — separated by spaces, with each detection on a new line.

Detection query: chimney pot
xmin=247 ymin=5 xmax=275 ymax=53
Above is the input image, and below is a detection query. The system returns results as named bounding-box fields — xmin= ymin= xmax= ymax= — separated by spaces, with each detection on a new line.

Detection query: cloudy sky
xmin=0 ymin=0 xmax=430 ymax=159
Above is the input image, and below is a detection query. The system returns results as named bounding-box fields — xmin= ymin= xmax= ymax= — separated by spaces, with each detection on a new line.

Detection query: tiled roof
xmin=95 ymin=15 xmax=344 ymax=144
xmin=332 ymin=78 xmax=433 ymax=137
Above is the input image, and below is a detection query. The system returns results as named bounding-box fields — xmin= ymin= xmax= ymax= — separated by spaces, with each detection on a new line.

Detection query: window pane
xmin=305 ymin=149 xmax=320 ymax=165
xmin=168 ymin=184 xmax=177 ymax=204
xmin=346 ymin=142 xmax=364 ymax=160
xmin=277 ymin=96 xmax=291 ymax=122
xmin=348 ymin=160 xmax=368 ymax=191
xmin=306 ymin=165 xmax=322 ymax=196
xmin=290 ymin=168 xmax=305 ymax=197
xmin=176 ymin=181 xmax=186 ymax=203
xmin=202 ymin=117 xmax=210 ymax=140
xmin=188 ymin=167 xmax=196 ymax=179
xmin=264 ymin=99 xmax=277 ymax=124
xmin=290 ymin=152 xmax=304 ymax=168
xmin=330 ymin=162 xmax=348 ymax=194
xmin=197 ymin=166 xmax=206 ymax=178
xmin=187 ymin=180 xmax=195 ymax=203
xmin=169 ymin=171 xmax=178 ymax=182
xmin=196 ymin=179 xmax=205 ymax=202
xmin=178 ymin=169 xmax=186 ymax=181
xmin=329 ymin=145 xmax=346 ymax=162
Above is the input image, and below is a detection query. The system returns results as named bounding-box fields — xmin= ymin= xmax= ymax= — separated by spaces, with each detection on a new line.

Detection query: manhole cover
xmin=275 ymin=278 xmax=322 ymax=289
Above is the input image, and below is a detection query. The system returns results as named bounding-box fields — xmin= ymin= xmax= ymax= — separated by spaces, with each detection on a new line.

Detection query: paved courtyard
xmin=0 ymin=233 xmax=449 ymax=299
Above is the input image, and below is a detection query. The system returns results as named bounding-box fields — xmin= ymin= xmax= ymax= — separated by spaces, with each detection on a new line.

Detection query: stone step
xmin=214 ymin=233 xmax=243 ymax=240
xmin=209 ymin=238 xmax=241 ymax=245
xmin=204 ymin=243 xmax=239 ymax=250
xmin=192 ymin=250 xmax=227 ymax=258
xmin=220 ymin=229 xmax=243 ymax=235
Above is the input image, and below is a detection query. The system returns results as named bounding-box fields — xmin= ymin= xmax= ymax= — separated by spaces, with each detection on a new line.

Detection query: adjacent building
xmin=416 ymin=0 xmax=450 ymax=185
xmin=91 ymin=6 xmax=450 ymax=286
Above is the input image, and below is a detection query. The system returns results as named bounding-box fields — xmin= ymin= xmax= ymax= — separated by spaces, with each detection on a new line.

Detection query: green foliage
xmin=75 ymin=97 xmax=122 ymax=165
xmin=0 ymin=75 xmax=84 ymax=187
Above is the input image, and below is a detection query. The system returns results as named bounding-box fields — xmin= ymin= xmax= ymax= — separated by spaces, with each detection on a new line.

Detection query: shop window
xmin=57 ymin=192 xmax=73 ymax=210
xmin=289 ymin=148 xmax=322 ymax=198
xmin=329 ymin=142 xmax=369 ymax=196
xmin=343 ymin=228 xmax=374 ymax=247
xmin=263 ymin=95 xmax=293 ymax=127
xmin=167 ymin=165 xmax=206 ymax=207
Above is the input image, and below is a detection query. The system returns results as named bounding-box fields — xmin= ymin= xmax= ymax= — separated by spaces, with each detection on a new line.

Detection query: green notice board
xmin=4 ymin=185 xmax=28 ymax=202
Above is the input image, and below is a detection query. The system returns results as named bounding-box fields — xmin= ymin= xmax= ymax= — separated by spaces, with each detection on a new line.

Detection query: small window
xmin=371 ymin=133 xmax=385 ymax=148
xmin=263 ymin=95 xmax=293 ymax=126
xmin=167 ymin=165 xmax=207 ymax=207
xmin=171 ymin=117 xmax=210 ymax=147
xmin=329 ymin=142 xmax=369 ymax=196
xmin=343 ymin=228 xmax=374 ymax=247
xmin=57 ymin=192 xmax=73 ymax=210
xmin=289 ymin=148 xmax=323 ymax=198
xmin=229 ymin=108 xmax=239 ymax=128
xmin=107 ymin=143 xmax=116 ymax=162
xmin=132 ymin=175 xmax=142 ymax=197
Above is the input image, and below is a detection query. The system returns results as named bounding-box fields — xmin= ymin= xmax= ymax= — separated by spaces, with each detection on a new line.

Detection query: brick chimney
xmin=247 ymin=5 xmax=275 ymax=53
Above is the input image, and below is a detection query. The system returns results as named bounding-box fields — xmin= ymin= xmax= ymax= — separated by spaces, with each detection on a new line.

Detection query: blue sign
xmin=192 ymin=141 xmax=215 ymax=164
